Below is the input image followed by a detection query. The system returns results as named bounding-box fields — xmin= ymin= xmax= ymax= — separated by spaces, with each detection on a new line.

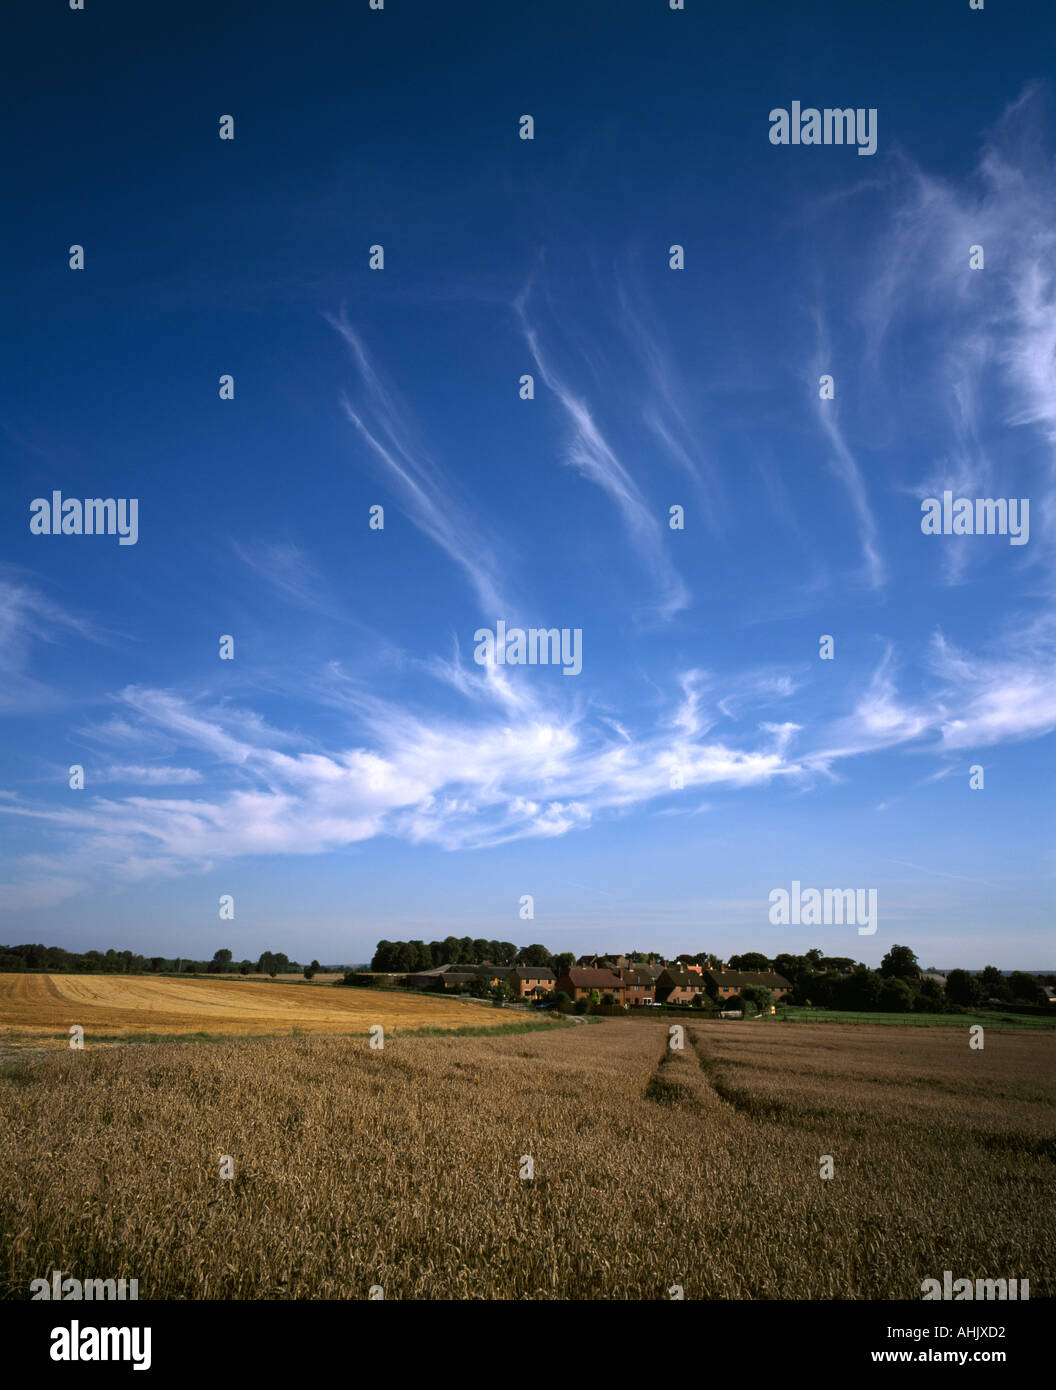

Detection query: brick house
xmin=655 ymin=968 xmax=708 ymax=1005
xmin=619 ymin=966 xmax=656 ymax=1005
xmin=703 ymin=967 xmax=791 ymax=1002
xmin=555 ymin=967 xmax=627 ymax=1005
xmin=500 ymin=966 xmax=556 ymax=999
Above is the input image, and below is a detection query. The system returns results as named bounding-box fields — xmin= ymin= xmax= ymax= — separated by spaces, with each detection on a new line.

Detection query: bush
xmin=912 ymin=991 xmax=944 ymax=1013
xmin=879 ymin=977 xmax=913 ymax=1012
xmin=573 ymin=997 xmax=589 ymax=1014
xmin=741 ymin=984 xmax=774 ymax=1016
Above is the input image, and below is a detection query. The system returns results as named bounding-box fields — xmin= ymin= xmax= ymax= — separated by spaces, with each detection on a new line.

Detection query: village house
xmin=555 ymin=967 xmax=627 ymax=1005
xmin=655 ymin=968 xmax=708 ymax=1006
xmin=499 ymin=966 xmax=556 ymax=999
xmin=619 ymin=966 xmax=656 ymax=1005
xmin=703 ymin=966 xmax=792 ymax=1002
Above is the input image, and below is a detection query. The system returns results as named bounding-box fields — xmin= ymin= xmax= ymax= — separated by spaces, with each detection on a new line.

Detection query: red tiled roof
xmin=561 ymin=968 xmax=625 ymax=989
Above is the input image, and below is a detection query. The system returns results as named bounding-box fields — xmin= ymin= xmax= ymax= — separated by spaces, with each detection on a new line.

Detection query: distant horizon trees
xmin=0 ymin=938 xmax=1051 ymax=1019
xmin=0 ymin=943 xmax=330 ymax=976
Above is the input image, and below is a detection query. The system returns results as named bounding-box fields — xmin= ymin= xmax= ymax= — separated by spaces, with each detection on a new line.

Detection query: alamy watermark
xmin=474 ymin=620 xmax=582 ymax=676
xmin=49 ymin=1321 xmax=151 ymax=1370
xmin=921 ymin=1272 xmax=1028 ymax=1301
xmin=769 ymin=882 xmax=877 ymax=935
xmin=30 ymin=491 xmax=139 ymax=545
xmin=921 ymin=491 xmax=1029 ymax=545
xmin=31 ymin=1271 xmax=139 ymax=1300
xmin=769 ymin=102 xmax=877 ymax=156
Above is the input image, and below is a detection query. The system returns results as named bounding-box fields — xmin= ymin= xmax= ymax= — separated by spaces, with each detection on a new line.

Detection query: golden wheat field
xmin=0 ymin=972 xmax=519 ymax=1042
xmin=0 ymin=1017 xmax=1051 ymax=1299
xmin=246 ymin=972 xmax=345 ymax=983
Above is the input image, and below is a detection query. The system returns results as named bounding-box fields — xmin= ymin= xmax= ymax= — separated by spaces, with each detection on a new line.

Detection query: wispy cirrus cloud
xmin=613 ymin=269 xmax=727 ymax=532
xmin=930 ymin=628 xmax=1056 ymax=749
xmin=810 ymin=315 xmax=886 ymax=591
xmin=97 ymin=765 xmax=204 ymax=785
xmin=0 ymin=575 xmax=103 ymax=715
xmin=850 ymin=84 xmax=1055 ymax=588
xmin=329 ymin=311 xmax=510 ymax=615
xmin=515 ymin=284 xmax=690 ymax=621
xmin=232 ymin=540 xmax=349 ymax=620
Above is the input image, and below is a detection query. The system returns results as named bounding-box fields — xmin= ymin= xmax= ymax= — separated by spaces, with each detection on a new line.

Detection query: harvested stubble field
xmin=0 ymin=1019 xmax=1051 ymax=1300
xmin=0 ymin=972 xmax=520 ymax=1044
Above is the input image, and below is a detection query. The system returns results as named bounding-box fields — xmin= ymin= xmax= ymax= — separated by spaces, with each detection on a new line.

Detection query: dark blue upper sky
xmin=3 ymin=0 xmax=1055 ymax=966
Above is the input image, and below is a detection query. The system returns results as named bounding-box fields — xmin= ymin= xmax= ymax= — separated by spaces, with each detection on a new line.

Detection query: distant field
xmin=778 ymin=1006 xmax=1056 ymax=1030
xmin=0 ymin=1018 xmax=1051 ymax=1299
xmin=242 ymin=972 xmax=344 ymax=984
xmin=0 ymin=972 xmax=525 ymax=1043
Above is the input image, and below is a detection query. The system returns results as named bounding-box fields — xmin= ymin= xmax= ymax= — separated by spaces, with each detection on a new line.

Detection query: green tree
xmin=391 ymin=942 xmax=415 ymax=972
xmin=919 ymin=976 xmax=945 ymax=1004
xmin=1007 ymin=971 xmax=1046 ymax=1005
xmin=944 ymin=968 xmax=981 ymax=1007
xmin=977 ymin=965 xmax=1010 ymax=1001
xmin=835 ymin=968 xmax=882 ymax=1011
xmin=729 ymin=952 xmax=772 ymax=972
xmin=371 ymin=940 xmax=395 ymax=972
xmin=879 ymin=944 xmax=920 ymax=980
xmin=406 ymin=940 xmax=430 ymax=971
xmin=740 ymin=984 xmax=774 ymax=1016
xmin=518 ymin=943 xmax=553 ymax=967
xmin=209 ymin=948 xmax=233 ymax=974
xmin=879 ymin=977 xmax=913 ymax=1011
xmin=818 ymin=956 xmax=857 ymax=973
xmin=491 ymin=978 xmax=513 ymax=1006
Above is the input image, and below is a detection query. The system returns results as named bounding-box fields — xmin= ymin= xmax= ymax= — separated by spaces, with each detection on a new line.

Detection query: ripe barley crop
xmin=0 ymin=1021 xmax=1050 ymax=1300
xmin=0 ymin=972 xmax=523 ymax=1041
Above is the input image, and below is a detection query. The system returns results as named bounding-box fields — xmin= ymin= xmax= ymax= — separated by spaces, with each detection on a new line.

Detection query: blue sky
xmin=3 ymin=0 xmax=1055 ymax=968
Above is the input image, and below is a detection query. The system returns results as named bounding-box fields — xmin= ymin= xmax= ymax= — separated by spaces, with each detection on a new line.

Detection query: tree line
xmin=370 ymin=938 xmax=577 ymax=973
xmin=368 ymin=939 xmax=1053 ymax=1012
xmin=0 ymin=943 xmax=324 ymax=978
